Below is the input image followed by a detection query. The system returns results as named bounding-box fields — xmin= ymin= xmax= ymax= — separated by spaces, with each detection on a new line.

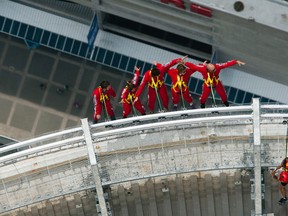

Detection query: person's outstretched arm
xmin=217 ymin=60 xmax=245 ymax=70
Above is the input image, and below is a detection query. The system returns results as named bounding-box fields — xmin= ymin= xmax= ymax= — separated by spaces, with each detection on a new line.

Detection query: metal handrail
xmin=0 ymin=136 xmax=84 ymax=164
xmin=0 ymin=126 xmax=82 ymax=154
xmin=90 ymin=105 xmax=252 ymax=128
xmin=92 ymin=114 xmax=252 ymax=138
xmin=2 ymin=105 xmax=288 ymax=167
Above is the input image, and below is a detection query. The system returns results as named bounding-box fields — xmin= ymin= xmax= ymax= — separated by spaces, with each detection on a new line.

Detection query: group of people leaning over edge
xmin=92 ymin=56 xmax=245 ymax=124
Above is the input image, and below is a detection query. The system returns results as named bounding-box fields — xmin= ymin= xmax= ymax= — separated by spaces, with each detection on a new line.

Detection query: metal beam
xmin=97 ymin=0 xmax=213 ymax=44
xmin=252 ymin=98 xmax=262 ymax=215
xmin=81 ymin=118 xmax=108 ymax=216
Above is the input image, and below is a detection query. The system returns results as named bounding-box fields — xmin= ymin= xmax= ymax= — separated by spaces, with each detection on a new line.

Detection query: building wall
xmin=0 ymin=33 xmax=132 ymax=140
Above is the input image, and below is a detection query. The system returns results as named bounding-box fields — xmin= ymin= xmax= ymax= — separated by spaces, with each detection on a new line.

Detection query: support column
xmin=191 ymin=175 xmax=201 ymax=216
xmin=176 ymin=177 xmax=187 ymax=216
xmin=132 ymin=183 xmax=144 ymax=216
xmin=81 ymin=118 xmax=108 ymax=216
xmin=252 ymin=98 xmax=262 ymax=215
xmin=147 ymin=180 xmax=159 ymax=216
xmin=205 ymin=174 xmax=215 ymax=216
xmin=220 ymin=173 xmax=230 ymax=216
xmin=234 ymin=172 xmax=244 ymax=216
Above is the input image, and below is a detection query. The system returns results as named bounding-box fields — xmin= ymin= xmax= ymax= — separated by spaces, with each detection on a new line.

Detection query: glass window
xmin=56 ymin=35 xmax=65 ymax=50
xmin=10 ymin=21 xmax=20 ymax=35
xmin=96 ymin=48 xmax=106 ymax=63
xmin=34 ymin=28 xmax=43 ymax=43
xmin=253 ymin=94 xmax=260 ymax=99
xmin=111 ymin=53 xmax=121 ymax=68
xmin=119 ymin=55 xmax=128 ymax=70
xmin=91 ymin=47 xmax=98 ymax=61
xmin=3 ymin=18 xmax=12 ymax=33
xmin=228 ymin=87 xmax=237 ymax=102
xmin=0 ymin=16 xmax=4 ymax=31
xmin=104 ymin=50 xmax=113 ymax=65
xmin=26 ymin=26 xmax=36 ymax=40
xmin=165 ymin=74 xmax=172 ymax=86
xmin=189 ymin=77 xmax=198 ymax=92
xmin=48 ymin=33 xmax=58 ymax=47
xmin=71 ymin=40 xmax=81 ymax=55
xmin=195 ymin=80 xmax=203 ymax=94
xmin=142 ymin=63 xmax=152 ymax=75
xmin=19 ymin=23 xmax=28 ymax=38
xmin=41 ymin=30 xmax=51 ymax=45
xmin=79 ymin=43 xmax=88 ymax=58
xmin=243 ymin=92 xmax=253 ymax=104
xmin=225 ymin=86 xmax=230 ymax=95
xmin=268 ymin=99 xmax=276 ymax=104
xmin=261 ymin=97 xmax=269 ymax=103
xmin=135 ymin=60 xmax=144 ymax=70
xmin=64 ymin=38 xmax=73 ymax=52
xmin=127 ymin=58 xmax=137 ymax=73
xmin=235 ymin=89 xmax=245 ymax=103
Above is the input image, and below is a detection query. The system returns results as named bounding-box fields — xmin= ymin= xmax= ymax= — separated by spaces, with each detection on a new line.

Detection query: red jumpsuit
xmin=279 ymin=171 xmax=288 ymax=184
xmin=121 ymin=69 xmax=146 ymax=117
xmin=135 ymin=58 xmax=181 ymax=112
xmin=92 ymin=86 xmax=116 ymax=121
xmin=167 ymin=67 xmax=196 ymax=106
xmin=185 ymin=60 xmax=237 ymax=105
xmin=280 ymin=158 xmax=288 ymax=184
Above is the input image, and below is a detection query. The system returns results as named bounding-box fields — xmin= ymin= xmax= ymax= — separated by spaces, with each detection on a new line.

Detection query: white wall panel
xmin=221 ymin=68 xmax=288 ymax=103
xmin=191 ymin=0 xmax=288 ymax=33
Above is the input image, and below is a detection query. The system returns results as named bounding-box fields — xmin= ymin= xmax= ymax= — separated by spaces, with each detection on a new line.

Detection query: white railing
xmin=0 ymin=103 xmax=288 ymax=214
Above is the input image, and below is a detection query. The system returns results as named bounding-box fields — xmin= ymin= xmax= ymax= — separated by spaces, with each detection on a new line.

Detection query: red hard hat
xmin=279 ymin=171 xmax=288 ymax=183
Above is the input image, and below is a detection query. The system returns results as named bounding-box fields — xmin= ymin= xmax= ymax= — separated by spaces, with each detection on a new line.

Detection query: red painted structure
xmin=160 ymin=0 xmax=212 ymax=17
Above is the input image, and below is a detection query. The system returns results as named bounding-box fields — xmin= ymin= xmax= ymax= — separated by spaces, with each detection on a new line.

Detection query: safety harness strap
xmin=204 ymin=73 xmax=219 ymax=87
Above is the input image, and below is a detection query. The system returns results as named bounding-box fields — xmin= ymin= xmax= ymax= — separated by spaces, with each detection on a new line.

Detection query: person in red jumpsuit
xmin=272 ymin=157 xmax=288 ymax=204
xmin=120 ymin=66 xmax=146 ymax=118
xmin=185 ymin=60 xmax=245 ymax=108
xmin=135 ymin=57 xmax=184 ymax=113
xmin=92 ymin=81 xmax=116 ymax=124
xmin=167 ymin=63 xmax=197 ymax=111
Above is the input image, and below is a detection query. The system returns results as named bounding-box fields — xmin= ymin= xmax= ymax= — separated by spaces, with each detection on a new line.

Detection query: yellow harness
xmin=124 ymin=92 xmax=135 ymax=104
xmin=99 ymin=88 xmax=109 ymax=102
xmin=284 ymin=161 xmax=288 ymax=172
xmin=172 ymin=75 xmax=187 ymax=91
xmin=204 ymin=73 xmax=219 ymax=87
xmin=148 ymin=71 xmax=163 ymax=89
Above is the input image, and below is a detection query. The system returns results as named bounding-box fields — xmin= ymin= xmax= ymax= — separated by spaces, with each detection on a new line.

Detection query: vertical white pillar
xmin=81 ymin=118 xmax=108 ymax=216
xmin=252 ymin=98 xmax=262 ymax=215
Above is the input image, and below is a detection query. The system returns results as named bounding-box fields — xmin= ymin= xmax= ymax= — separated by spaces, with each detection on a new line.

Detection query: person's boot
xmin=173 ymin=105 xmax=178 ymax=111
xmin=189 ymin=103 xmax=196 ymax=109
xmin=279 ymin=197 xmax=287 ymax=205
xmin=93 ymin=119 xmax=97 ymax=124
xmin=148 ymin=110 xmax=154 ymax=114
xmin=200 ymin=103 xmax=205 ymax=109
xmin=223 ymin=101 xmax=229 ymax=107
